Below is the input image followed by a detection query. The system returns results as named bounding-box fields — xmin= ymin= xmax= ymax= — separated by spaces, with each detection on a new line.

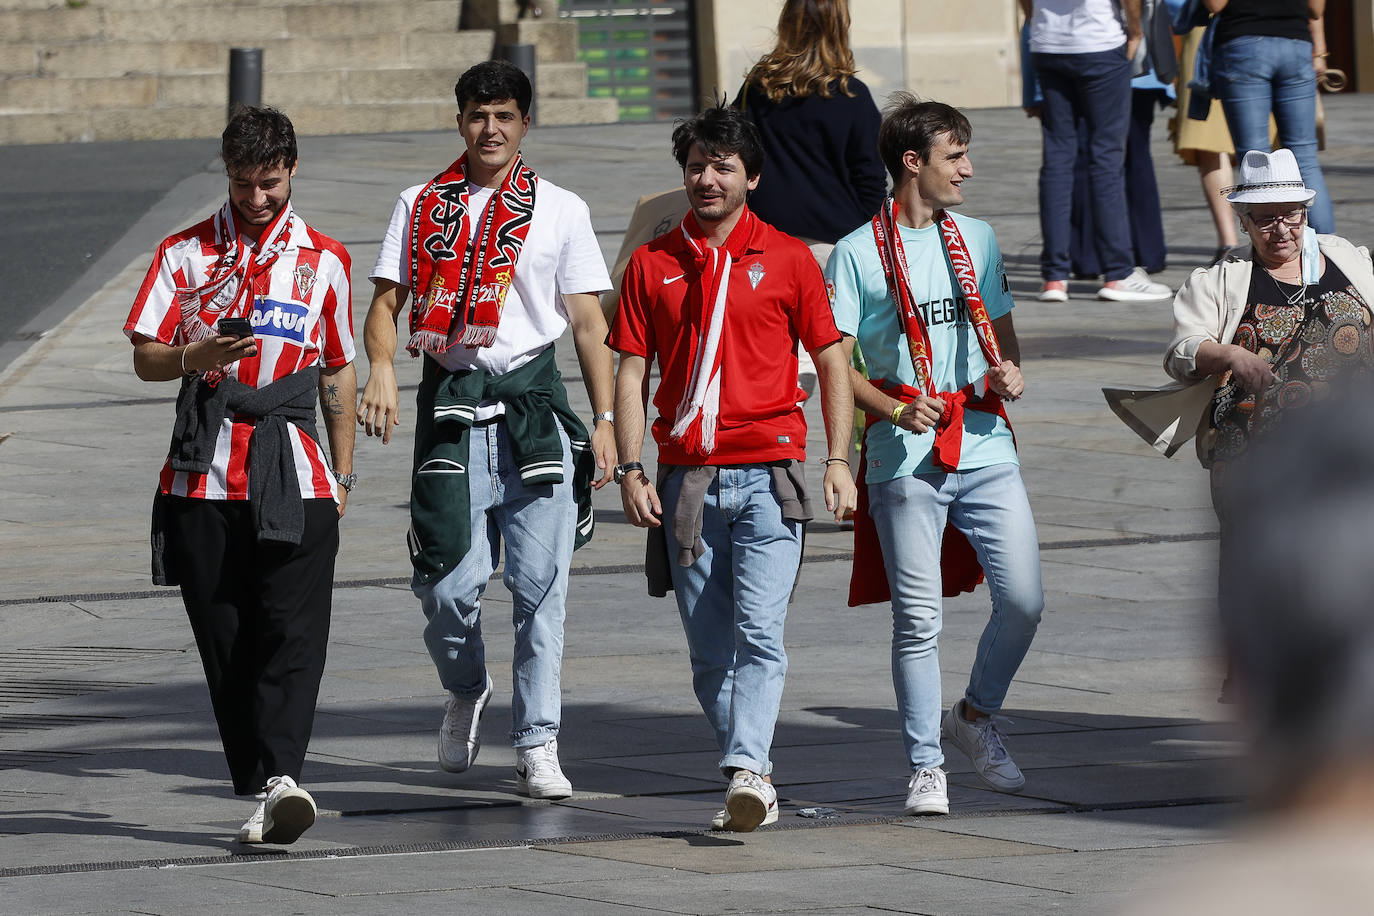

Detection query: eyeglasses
xmin=1248 ymin=209 xmax=1307 ymax=233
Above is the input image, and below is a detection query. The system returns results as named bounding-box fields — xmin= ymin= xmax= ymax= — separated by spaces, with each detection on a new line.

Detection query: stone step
xmin=538 ymin=61 xmax=588 ymax=99
xmin=0 ymin=0 xmax=462 ymax=44
xmin=534 ymin=96 xmax=618 ymax=126
xmin=13 ymin=30 xmax=494 ymax=81
xmin=499 ymin=19 xmax=578 ymax=64
xmin=462 ymin=0 xmax=519 ymax=30
xmin=0 ymin=55 xmax=584 ymax=116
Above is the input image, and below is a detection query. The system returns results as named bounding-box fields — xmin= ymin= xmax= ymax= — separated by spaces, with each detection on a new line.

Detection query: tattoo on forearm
xmin=322 ymin=383 xmax=343 ymax=417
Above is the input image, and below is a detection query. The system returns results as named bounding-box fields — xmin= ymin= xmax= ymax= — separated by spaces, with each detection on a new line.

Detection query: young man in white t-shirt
xmin=357 ymin=61 xmax=616 ymax=799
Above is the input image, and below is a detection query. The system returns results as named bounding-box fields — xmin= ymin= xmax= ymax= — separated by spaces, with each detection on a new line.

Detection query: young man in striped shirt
xmin=125 ymin=106 xmax=356 ymax=845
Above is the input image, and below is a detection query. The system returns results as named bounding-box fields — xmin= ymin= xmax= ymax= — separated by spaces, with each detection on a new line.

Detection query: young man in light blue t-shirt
xmin=826 ymin=95 xmax=1044 ymax=817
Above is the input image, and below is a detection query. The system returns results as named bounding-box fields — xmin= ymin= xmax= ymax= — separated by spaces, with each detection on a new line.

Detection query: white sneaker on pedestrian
xmin=237 ymin=800 xmax=266 ymax=843
xmin=439 ymin=674 xmax=493 ymax=773
xmin=516 ymin=738 xmax=573 ymax=799
xmin=941 ymin=699 xmax=1026 ymax=792
xmin=1037 ymin=280 xmax=1069 ymax=302
xmin=259 ymin=775 xmax=316 ymax=844
xmin=711 ymin=801 xmax=780 ymax=830
xmin=1097 ymin=267 xmax=1172 ymax=302
xmin=723 ymin=770 xmax=777 ymax=832
xmin=904 ymin=766 xmax=949 ymax=815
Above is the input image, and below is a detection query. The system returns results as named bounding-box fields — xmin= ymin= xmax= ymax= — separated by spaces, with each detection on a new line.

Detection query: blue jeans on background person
xmin=661 ymin=465 xmax=802 ymax=777
xmin=1031 ymin=46 xmax=1135 ymax=283
xmin=868 ymin=463 xmax=1044 ymax=773
xmin=412 ymin=419 xmax=575 ymax=750
xmin=1212 ymin=34 xmax=1334 ymax=233
xmin=1071 ymin=89 xmax=1170 ymax=276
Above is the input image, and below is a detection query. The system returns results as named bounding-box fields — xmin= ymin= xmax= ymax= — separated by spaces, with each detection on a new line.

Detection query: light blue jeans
xmin=868 ymin=463 xmax=1044 ymax=772
xmin=661 ymin=466 xmax=802 ymax=776
xmin=412 ymin=420 xmax=575 ymax=749
xmin=1212 ymin=34 xmax=1334 ymax=233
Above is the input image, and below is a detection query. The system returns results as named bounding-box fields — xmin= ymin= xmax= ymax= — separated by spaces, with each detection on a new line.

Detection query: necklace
xmin=1266 ymin=262 xmax=1307 ymax=307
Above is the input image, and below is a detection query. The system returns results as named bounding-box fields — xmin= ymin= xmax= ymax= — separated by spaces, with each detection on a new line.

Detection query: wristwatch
xmin=593 ymin=410 xmax=615 ymax=425
xmin=613 ymin=461 xmax=644 ymax=484
xmin=333 ymin=470 xmax=357 ymax=492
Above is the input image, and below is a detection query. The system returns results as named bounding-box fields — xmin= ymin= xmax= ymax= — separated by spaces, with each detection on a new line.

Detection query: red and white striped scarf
xmin=872 ymin=199 xmax=1007 ymax=468
xmin=406 ymin=153 xmax=537 ymax=355
xmin=872 ymin=198 xmax=1004 ymax=393
xmin=669 ymin=207 xmax=756 ymax=457
xmin=175 ymin=199 xmax=294 ymax=347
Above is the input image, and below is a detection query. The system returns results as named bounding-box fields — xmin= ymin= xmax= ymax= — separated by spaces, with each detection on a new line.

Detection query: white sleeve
xmin=369 ymin=188 xmax=417 ymax=287
xmin=555 ymin=195 xmax=613 ymax=296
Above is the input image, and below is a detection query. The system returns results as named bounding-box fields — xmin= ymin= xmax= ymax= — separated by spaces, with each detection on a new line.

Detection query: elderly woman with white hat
xmin=1166 ymin=147 xmax=1374 ymax=495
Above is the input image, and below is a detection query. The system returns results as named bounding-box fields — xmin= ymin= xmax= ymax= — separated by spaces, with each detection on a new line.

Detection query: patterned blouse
xmin=1211 ymin=260 xmax=1374 ymax=484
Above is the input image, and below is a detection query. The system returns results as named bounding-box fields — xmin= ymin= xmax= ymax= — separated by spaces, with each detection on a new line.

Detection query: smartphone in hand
xmin=217 ymin=317 xmax=254 ymax=340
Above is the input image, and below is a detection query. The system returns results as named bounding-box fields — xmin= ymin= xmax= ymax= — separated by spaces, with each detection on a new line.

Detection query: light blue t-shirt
xmin=826 ymin=211 xmax=1019 ymax=483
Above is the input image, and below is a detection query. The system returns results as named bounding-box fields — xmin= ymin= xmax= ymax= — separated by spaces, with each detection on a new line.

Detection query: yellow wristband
xmin=891 ymin=403 xmax=905 ymax=426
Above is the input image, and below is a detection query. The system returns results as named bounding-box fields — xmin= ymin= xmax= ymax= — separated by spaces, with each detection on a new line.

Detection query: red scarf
xmin=668 ymin=207 xmax=756 ymax=457
xmin=175 ymin=200 xmax=294 ymax=384
xmin=176 ymin=200 xmax=293 ymax=344
xmin=848 ymin=201 xmax=1013 ymax=607
xmin=407 ymin=153 xmax=537 ymax=355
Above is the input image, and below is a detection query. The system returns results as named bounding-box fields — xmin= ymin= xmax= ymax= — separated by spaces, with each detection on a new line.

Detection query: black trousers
xmin=166 ymin=496 xmax=338 ymax=795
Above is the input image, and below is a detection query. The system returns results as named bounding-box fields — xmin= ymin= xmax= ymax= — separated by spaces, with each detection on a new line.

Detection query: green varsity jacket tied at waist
xmin=409 ymin=346 xmax=596 ymax=585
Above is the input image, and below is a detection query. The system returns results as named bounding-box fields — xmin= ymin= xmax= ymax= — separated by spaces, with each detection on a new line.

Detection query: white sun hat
xmin=1226 ymin=148 xmax=1317 ymax=206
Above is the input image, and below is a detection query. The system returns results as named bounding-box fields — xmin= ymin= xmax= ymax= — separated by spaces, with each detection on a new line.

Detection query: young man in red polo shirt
xmin=610 ymin=105 xmax=857 ymax=832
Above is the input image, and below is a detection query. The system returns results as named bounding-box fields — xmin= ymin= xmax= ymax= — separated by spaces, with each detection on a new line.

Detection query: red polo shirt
xmin=610 ymin=212 xmax=840 ymax=466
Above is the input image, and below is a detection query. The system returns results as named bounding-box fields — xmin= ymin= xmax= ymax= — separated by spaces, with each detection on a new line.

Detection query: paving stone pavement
xmin=1 ymin=96 xmax=1372 ymax=913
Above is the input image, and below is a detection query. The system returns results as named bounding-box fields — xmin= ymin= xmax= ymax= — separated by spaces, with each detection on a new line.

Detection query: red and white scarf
xmin=668 ymin=207 xmax=756 ymax=457
xmin=175 ymin=199 xmax=293 ymax=347
xmin=407 ymin=153 xmax=537 ymax=355
xmin=872 ymin=198 xmax=1007 ymax=469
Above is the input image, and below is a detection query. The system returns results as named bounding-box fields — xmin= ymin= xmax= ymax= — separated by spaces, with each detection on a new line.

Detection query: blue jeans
xmin=412 ymin=420 xmax=575 ymax=749
xmin=868 ymin=463 xmax=1044 ymax=772
xmin=1031 ymin=46 xmax=1135 ymax=282
xmin=1212 ymin=35 xmax=1334 ymax=232
xmin=661 ymin=466 xmax=802 ymax=776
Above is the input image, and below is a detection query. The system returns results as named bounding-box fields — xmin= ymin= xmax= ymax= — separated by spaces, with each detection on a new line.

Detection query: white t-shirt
xmin=370 ymin=174 xmax=612 ymax=409
xmin=1028 ymin=0 xmax=1126 ymax=55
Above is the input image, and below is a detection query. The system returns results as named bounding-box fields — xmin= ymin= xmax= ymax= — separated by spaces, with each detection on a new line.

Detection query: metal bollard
xmin=227 ymin=48 xmax=263 ymax=120
xmin=498 ymin=43 xmax=537 ymax=124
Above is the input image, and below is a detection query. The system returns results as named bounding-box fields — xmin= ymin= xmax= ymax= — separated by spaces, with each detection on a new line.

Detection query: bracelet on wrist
xmin=890 ymin=403 xmax=905 ymax=426
xmin=1314 ymin=51 xmax=1329 ymax=58
xmin=824 ymin=457 xmax=849 ymax=467
xmin=181 ymin=344 xmax=195 ymax=376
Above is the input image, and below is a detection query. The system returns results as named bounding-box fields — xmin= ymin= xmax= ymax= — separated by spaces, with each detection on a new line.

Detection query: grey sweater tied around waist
xmin=169 ymin=365 xmax=321 ymax=529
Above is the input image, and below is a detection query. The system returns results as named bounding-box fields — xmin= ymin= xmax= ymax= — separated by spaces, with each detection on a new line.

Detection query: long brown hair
xmin=745 ymin=0 xmax=857 ymax=102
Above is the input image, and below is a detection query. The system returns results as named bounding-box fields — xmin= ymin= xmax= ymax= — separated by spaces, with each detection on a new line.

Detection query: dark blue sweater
xmin=734 ymin=77 xmax=887 ymax=245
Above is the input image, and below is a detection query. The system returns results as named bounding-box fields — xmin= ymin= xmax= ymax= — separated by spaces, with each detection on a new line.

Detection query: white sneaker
xmin=439 ymin=674 xmax=493 ymax=773
xmin=516 ymin=738 xmax=573 ymax=799
xmin=941 ymin=699 xmax=1026 ymax=792
xmin=722 ymin=770 xmax=777 ymax=832
xmin=1097 ymin=267 xmax=1172 ymax=302
xmin=237 ymin=800 xmax=266 ymax=843
xmin=904 ymin=766 xmax=949 ymax=815
xmin=259 ymin=775 xmax=316 ymax=844
xmin=711 ymin=800 xmax=780 ymax=830
xmin=1037 ymin=280 xmax=1069 ymax=302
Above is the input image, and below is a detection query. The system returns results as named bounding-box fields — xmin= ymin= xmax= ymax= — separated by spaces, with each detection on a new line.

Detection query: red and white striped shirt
xmin=124 ymin=203 xmax=355 ymax=501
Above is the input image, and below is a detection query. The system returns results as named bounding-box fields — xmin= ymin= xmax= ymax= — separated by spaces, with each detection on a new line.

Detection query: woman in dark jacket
xmin=734 ymin=0 xmax=886 ymax=248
